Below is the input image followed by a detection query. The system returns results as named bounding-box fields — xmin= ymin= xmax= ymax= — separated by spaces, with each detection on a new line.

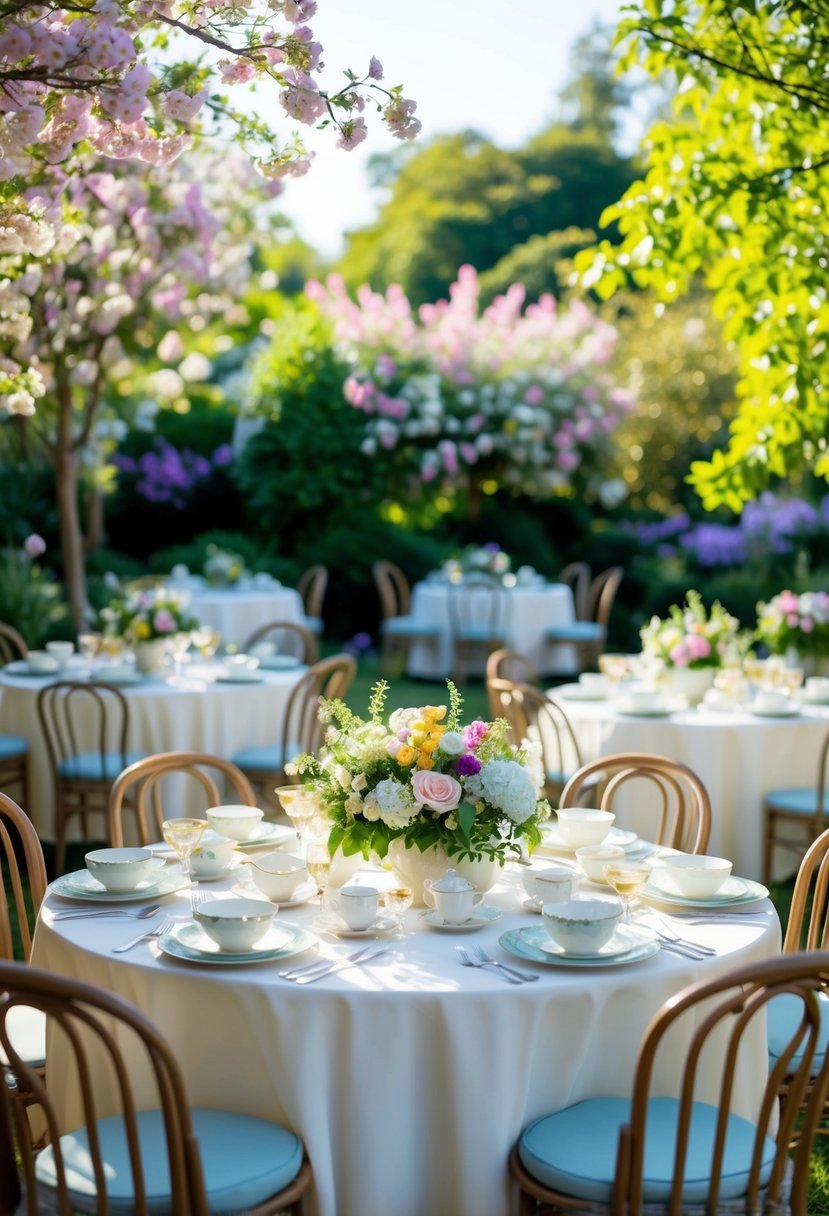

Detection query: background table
xmin=169 ymin=577 xmax=306 ymax=648
xmin=407 ymin=580 xmax=577 ymax=679
xmin=0 ymin=663 xmax=306 ymax=841
xmin=32 ymin=864 xmax=779 ymax=1216
xmin=552 ymin=689 xmax=829 ymax=881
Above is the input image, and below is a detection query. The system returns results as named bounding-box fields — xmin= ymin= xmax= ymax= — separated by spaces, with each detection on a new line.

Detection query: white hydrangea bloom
xmin=473 ymin=759 xmax=538 ymax=824
xmin=363 ymin=778 xmax=419 ymax=829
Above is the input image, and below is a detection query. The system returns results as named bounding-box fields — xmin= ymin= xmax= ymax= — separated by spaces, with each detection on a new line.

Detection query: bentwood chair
xmin=510 ymin=951 xmax=829 ymax=1215
xmin=296 ymin=564 xmax=328 ymax=637
xmin=373 ymin=560 xmax=441 ymax=677
xmin=762 ymin=725 xmax=829 ymax=884
xmin=231 ymin=654 xmax=357 ymax=812
xmin=559 ymin=752 xmax=712 ymax=854
xmin=487 ymin=679 xmax=583 ymax=806
xmin=448 ymin=575 xmax=509 ymax=685
xmin=242 ymin=619 xmax=318 ymax=666
xmin=0 ymin=622 xmax=32 ymax=809
xmin=0 ymin=622 xmax=27 ymax=666
xmin=37 ymin=680 xmax=143 ymax=874
xmin=485 ymin=650 xmax=539 ymax=716
xmin=545 ymin=565 xmax=623 ymax=675
xmin=0 ymin=962 xmax=312 ymax=1215
xmin=108 ymin=752 xmax=258 ymax=848
xmin=557 ymin=562 xmax=591 ymax=620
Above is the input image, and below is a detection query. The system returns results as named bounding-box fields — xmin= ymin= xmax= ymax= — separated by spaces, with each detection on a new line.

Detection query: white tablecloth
xmin=0 ymin=664 xmax=305 ymax=841
xmin=31 ymin=864 xmax=780 ymax=1216
xmin=407 ymin=581 xmax=577 ymax=679
xmin=171 ymin=577 xmax=305 ymax=648
xmin=552 ymin=689 xmax=829 ymax=881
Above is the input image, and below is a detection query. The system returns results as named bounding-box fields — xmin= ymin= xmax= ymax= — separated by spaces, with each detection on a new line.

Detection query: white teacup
xmin=522 ymin=866 xmax=574 ymax=906
xmin=190 ymin=831 xmax=237 ymax=879
xmin=26 ymin=650 xmax=59 ymax=674
xmin=423 ymin=882 xmax=484 ymax=925
xmin=626 ymin=689 xmax=665 ymax=712
xmin=578 ymin=672 xmax=609 ymax=695
xmin=328 ymin=885 xmax=379 ymax=931
xmin=754 ymin=689 xmax=790 ymax=713
xmin=46 ymin=640 xmax=74 ymax=666
xmin=804 ymin=677 xmax=829 ymax=701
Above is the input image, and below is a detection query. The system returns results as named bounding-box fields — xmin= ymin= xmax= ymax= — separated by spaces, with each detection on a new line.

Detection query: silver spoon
xmin=53 ymin=903 xmax=162 ymax=922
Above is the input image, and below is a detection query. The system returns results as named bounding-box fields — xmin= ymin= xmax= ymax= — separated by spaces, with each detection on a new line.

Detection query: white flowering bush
xmin=290 ymin=681 xmax=550 ymax=863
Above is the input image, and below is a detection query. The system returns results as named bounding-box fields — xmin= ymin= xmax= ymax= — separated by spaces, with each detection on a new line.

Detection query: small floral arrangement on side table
xmin=639 ymin=590 xmax=749 ymax=670
xmin=101 ymin=587 xmax=199 ymax=645
xmin=289 ymin=680 xmax=550 ymax=866
xmin=442 ymin=543 xmax=511 ymax=583
xmin=755 ymin=590 xmax=829 ymax=660
xmin=203 ymin=545 xmax=247 ymax=588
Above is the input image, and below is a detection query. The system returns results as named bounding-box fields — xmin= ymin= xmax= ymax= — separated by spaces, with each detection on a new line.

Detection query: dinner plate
xmin=233 ymin=822 xmax=297 ymax=850
xmin=519 ymin=922 xmax=656 ymax=960
xmin=641 ymin=873 xmax=769 ymax=909
xmin=797 ymin=692 xmax=829 ymax=707
xmin=616 ymin=701 xmax=679 ymax=718
xmin=231 ymin=880 xmax=318 ymax=908
xmin=257 ymin=655 xmax=303 ymax=671
xmin=555 ymin=683 xmax=608 ymax=702
xmin=314 ymin=912 xmax=398 ymax=938
xmin=748 ymin=703 xmax=800 ymax=719
xmin=215 ymin=672 xmax=266 ymax=685
xmin=500 ymin=927 xmax=659 ymax=968
xmin=52 ymin=868 xmax=190 ymax=903
xmin=97 ymin=669 xmax=143 ymax=685
xmin=2 ymin=660 xmax=57 ymax=679
xmin=539 ymin=825 xmax=638 ymax=855
xmin=158 ymin=920 xmax=316 ymax=965
xmin=417 ymin=906 xmax=502 ymax=931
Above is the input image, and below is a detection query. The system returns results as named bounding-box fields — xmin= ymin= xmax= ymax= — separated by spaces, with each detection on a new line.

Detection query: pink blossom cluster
xmin=308 ymin=265 xmax=634 ymax=500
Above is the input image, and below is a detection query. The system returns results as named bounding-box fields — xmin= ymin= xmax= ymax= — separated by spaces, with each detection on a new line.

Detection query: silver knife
xmin=291 ymin=945 xmax=390 ymax=985
xmin=280 ymin=942 xmax=381 ymax=981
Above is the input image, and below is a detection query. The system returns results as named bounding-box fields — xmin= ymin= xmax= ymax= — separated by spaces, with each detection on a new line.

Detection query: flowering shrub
xmin=290 ymin=681 xmax=550 ymax=864
xmin=0 ymin=535 xmax=67 ymax=648
xmin=442 ymin=543 xmax=511 ymax=581
xmin=113 ymin=441 xmax=233 ymax=510
xmin=640 ymin=590 xmax=749 ymax=669
xmin=102 ymin=588 xmax=199 ymax=644
xmin=307 ymin=265 xmax=633 ymax=503
xmin=756 ymin=590 xmax=829 ymax=659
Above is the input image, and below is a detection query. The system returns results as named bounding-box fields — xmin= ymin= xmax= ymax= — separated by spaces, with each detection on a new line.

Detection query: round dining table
xmin=31 ymin=859 xmax=780 ymax=1216
xmin=552 ymin=684 xmax=829 ymax=882
xmin=167 ymin=575 xmax=306 ymax=648
xmin=0 ymin=659 xmax=306 ymax=842
xmin=407 ymin=579 xmax=578 ymax=679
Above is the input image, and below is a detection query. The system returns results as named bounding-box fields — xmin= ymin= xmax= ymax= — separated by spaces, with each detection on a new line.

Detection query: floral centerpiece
xmin=442 ymin=543 xmax=511 ymax=582
xmin=639 ymin=590 xmax=750 ymax=704
xmin=756 ymin=590 xmax=829 ymax=660
xmin=101 ymin=587 xmax=199 ymax=667
xmin=289 ymin=681 xmax=550 ymax=899
xmin=203 ymin=544 xmax=247 ymax=588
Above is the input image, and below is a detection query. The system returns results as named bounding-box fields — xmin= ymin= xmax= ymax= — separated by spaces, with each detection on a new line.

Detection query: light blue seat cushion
xmin=231 ymin=745 xmax=286 ymax=773
xmin=519 ymin=1096 xmax=775 ymax=1204
xmin=58 ymin=752 xmax=144 ymax=782
xmin=0 ymin=734 xmax=28 ymax=758
xmin=545 ymin=621 xmax=604 ymax=642
xmin=456 ymin=627 xmax=508 ymax=641
xmin=35 ymin=1108 xmax=303 ymax=1214
xmin=768 ymin=990 xmax=829 ymax=1071
xmin=765 ymin=788 xmax=829 ymax=815
xmin=306 ymin=615 xmax=324 ymax=635
xmin=382 ymin=616 xmax=440 ymax=636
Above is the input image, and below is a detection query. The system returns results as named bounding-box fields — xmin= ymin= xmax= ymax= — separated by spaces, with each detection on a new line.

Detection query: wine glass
xmin=598 ymin=653 xmax=629 ymax=688
xmin=306 ymin=841 xmax=333 ymax=911
xmin=78 ymin=631 xmax=103 ymax=679
xmin=161 ymin=817 xmax=206 ymax=877
xmin=168 ymin=631 xmax=193 ymax=685
xmin=192 ymin=626 xmax=221 ymax=663
xmin=603 ymin=860 xmax=651 ymax=923
xmin=780 ymin=667 xmax=804 ymax=695
xmin=275 ymin=786 xmax=320 ymax=852
xmin=383 ymin=886 xmax=413 ymax=938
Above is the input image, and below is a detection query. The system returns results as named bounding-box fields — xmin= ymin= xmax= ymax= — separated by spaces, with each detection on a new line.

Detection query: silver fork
xmin=190 ymin=887 xmax=207 ymax=914
xmin=53 ymin=904 xmax=161 ymax=922
xmin=456 ymin=946 xmax=523 ymax=984
xmin=112 ymin=917 xmax=175 ymax=953
xmin=644 ymin=912 xmax=716 ymax=956
xmin=473 ymin=944 xmax=539 ymax=982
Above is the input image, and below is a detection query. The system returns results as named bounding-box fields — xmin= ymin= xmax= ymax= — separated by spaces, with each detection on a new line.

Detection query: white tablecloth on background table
xmin=170 ymin=577 xmax=306 ymax=649
xmin=551 ymin=690 xmax=829 ymax=881
xmin=407 ymin=581 xmax=577 ymax=679
xmin=0 ymin=663 xmax=306 ymax=841
xmin=31 ymin=863 xmax=780 ymax=1216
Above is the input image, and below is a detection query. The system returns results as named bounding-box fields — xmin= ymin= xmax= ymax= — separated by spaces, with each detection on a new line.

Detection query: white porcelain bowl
xmin=205 ymin=805 xmax=264 ymax=842
xmin=542 ymin=898 xmax=623 ymax=955
xmin=190 ymin=831 xmax=237 ymax=878
xmin=555 ymin=808 xmax=615 ymax=849
xmin=574 ymin=843 xmax=626 ymax=884
xmin=26 ymin=650 xmax=60 ymax=674
xmin=193 ymin=897 xmax=276 ymax=951
xmin=657 ymin=854 xmax=733 ymax=900
xmin=46 ymin=640 xmax=74 ymax=666
xmin=521 ymin=866 xmax=574 ymax=905
xmin=578 ymin=673 xmax=609 ymax=695
xmin=249 ymin=852 xmax=309 ymax=902
xmin=85 ymin=847 xmax=155 ymax=893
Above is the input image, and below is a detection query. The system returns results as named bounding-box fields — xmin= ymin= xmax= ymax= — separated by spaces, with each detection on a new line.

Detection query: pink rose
xmin=411 ymin=769 xmax=462 ymax=813
xmin=685 ymin=635 xmax=711 ymax=661
xmin=152 ymin=609 xmax=176 ymax=634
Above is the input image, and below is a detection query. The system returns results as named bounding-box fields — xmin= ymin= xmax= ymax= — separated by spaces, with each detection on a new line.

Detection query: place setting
xmin=156 ymin=896 xmax=317 ymax=967
xmin=639 ymin=853 xmax=769 ymax=911
xmin=537 ymin=808 xmax=639 ymax=858
xmin=416 ymin=869 xmax=502 ymax=932
xmin=314 ymin=884 xmax=400 ymax=938
xmin=51 ymin=846 xmax=191 ymax=903
xmin=499 ymin=898 xmax=660 ymax=969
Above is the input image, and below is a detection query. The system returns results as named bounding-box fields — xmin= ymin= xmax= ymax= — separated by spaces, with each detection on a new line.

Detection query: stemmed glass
xmin=78 ymin=631 xmax=103 ymax=679
xmin=168 ymin=631 xmax=193 ymax=685
xmin=192 ymin=626 xmax=221 ymax=663
xmin=603 ymin=861 xmax=651 ymax=923
xmin=383 ymin=886 xmax=413 ymax=938
xmin=306 ymin=840 xmax=333 ymax=911
xmin=161 ymin=817 xmax=206 ymax=877
xmin=598 ymin=653 xmax=629 ymax=690
xmin=275 ymin=786 xmax=320 ymax=854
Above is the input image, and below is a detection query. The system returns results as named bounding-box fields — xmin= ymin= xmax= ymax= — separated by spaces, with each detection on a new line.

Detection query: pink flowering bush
xmin=640 ymin=590 xmax=750 ymax=670
xmin=0 ymin=534 xmax=67 ymax=646
xmin=307 ymin=266 xmax=634 ymax=504
xmin=756 ymin=590 xmax=829 ymax=659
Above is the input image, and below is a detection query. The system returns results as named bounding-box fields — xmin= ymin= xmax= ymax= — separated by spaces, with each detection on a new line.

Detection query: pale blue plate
xmin=159 ymin=921 xmax=316 ymax=965
xmin=500 ymin=926 xmax=659 ymax=968
xmin=52 ymin=869 xmax=189 ymax=903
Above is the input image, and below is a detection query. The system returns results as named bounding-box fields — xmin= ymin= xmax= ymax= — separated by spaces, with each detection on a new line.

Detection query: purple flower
xmin=153 ymin=609 xmax=176 ymax=634
xmin=23 ymin=533 xmax=46 ymax=558
xmin=212 ymin=444 xmax=233 ymax=467
xmin=455 ymin=753 xmax=482 ymax=776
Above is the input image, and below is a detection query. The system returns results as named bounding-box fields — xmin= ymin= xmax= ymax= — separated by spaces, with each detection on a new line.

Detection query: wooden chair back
xmin=372 ymin=561 xmax=412 ymax=619
xmin=241 ymin=619 xmax=318 ymax=665
xmin=485 ymin=649 xmax=538 ymax=700
xmin=488 ymin=679 xmax=582 ymax=804
xmin=0 ymin=962 xmax=312 ymax=1216
xmin=107 ymin=752 xmax=258 ymax=848
xmin=558 ymin=562 xmax=591 ymax=620
xmin=586 ymin=565 xmax=624 ymax=631
xmin=0 ymin=795 xmax=46 ymax=963
xmin=559 ymin=751 xmax=711 ymax=854
xmin=0 ymin=623 xmax=27 ymax=666
xmin=784 ymin=825 xmax=829 ymax=952
xmin=296 ymin=565 xmax=328 ymax=620
xmin=448 ymin=576 xmax=508 ymax=684
xmin=281 ymin=654 xmax=357 ymax=775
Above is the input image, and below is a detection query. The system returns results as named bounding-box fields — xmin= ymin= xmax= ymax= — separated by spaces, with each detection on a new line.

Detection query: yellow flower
xmin=422 ymin=705 xmax=446 ymax=721
xmin=134 ymin=620 xmax=150 ymax=640
xmin=396 ymin=745 xmax=416 ymax=766
xmin=416 ymin=752 xmax=434 ymax=770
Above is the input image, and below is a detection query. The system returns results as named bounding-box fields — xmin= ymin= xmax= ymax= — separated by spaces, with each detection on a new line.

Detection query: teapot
xmin=423 ymin=869 xmax=484 ymax=925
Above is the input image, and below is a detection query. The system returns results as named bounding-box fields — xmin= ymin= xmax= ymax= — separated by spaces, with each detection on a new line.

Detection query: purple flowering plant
xmin=289 ymin=680 xmax=550 ymax=864
xmin=114 ymin=440 xmax=233 ymax=509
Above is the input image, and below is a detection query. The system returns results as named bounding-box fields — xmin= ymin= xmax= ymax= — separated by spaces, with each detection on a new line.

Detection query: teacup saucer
xmin=232 ymin=880 xmax=319 ymax=908
xmin=418 ymin=906 xmax=502 ymax=931
xmin=522 ymin=897 xmax=545 ymax=914
xmin=190 ymin=856 xmax=247 ymax=883
xmin=314 ymin=911 xmax=397 ymax=938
